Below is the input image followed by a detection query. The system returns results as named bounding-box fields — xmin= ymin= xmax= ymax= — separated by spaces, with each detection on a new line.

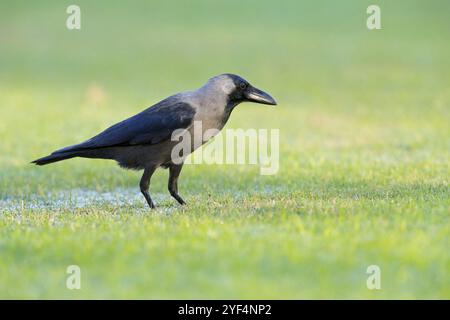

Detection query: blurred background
xmin=0 ymin=0 xmax=448 ymax=299
xmin=1 ymin=0 xmax=449 ymax=194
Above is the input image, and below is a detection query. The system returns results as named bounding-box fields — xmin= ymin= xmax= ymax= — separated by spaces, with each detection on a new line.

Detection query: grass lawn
xmin=0 ymin=0 xmax=449 ymax=299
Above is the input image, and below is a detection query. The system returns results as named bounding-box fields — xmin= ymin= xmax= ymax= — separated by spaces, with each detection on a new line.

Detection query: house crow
xmin=32 ymin=74 xmax=277 ymax=208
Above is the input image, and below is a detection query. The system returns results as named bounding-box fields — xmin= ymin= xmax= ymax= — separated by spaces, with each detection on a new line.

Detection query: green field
xmin=0 ymin=0 xmax=449 ymax=299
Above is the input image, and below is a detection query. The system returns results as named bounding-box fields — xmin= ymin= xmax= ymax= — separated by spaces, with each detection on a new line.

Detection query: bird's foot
xmin=170 ymin=192 xmax=186 ymax=205
xmin=141 ymin=191 xmax=156 ymax=209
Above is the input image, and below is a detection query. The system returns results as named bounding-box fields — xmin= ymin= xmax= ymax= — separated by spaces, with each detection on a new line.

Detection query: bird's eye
xmin=239 ymin=82 xmax=247 ymax=90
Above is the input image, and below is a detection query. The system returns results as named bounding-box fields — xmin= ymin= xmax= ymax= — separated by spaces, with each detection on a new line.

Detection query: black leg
xmin=140 ymin=166 xmax=157 ymax=209
xmin=168 ymin=163 xmax=186 ymax=205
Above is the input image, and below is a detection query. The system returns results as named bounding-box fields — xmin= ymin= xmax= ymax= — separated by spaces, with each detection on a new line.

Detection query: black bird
xmin=32 ymin=74 xmax=277 ymax=208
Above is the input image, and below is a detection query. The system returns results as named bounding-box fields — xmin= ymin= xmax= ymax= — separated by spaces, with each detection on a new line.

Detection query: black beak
xmin=245 ymin=86 xmax=277 ymax=106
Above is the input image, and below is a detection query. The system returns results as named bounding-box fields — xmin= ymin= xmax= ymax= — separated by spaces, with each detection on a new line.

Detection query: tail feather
xmin=31 ymin=151 xmax=78 ymax=166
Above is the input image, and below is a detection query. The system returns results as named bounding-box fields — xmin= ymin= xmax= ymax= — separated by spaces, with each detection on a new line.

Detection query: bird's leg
xmin=140 ymin=166 xmax=157 ymax=209
xmin=168 ymin=163 xmax=186 ymax=205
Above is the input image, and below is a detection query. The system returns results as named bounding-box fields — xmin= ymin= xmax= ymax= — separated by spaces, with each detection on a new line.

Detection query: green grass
xmin=0 ymin=0 xmax=449 ymax=299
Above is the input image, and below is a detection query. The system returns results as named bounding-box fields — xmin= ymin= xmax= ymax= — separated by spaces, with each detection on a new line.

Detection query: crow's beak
xmin=245 ymin=86 xmax=277 ymax=106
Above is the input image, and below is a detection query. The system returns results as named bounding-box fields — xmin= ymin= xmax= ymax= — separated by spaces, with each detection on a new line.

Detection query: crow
xmin=32 ymin=74 xmax=277 ymax=209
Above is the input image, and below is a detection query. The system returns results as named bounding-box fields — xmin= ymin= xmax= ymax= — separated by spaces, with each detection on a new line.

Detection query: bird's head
xmin=205 ymin=74 xmax=277 ymax=108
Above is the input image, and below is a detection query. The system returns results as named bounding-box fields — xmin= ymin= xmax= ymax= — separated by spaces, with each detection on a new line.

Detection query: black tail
xmin=31 ymin=151 xmax=78 ymax=166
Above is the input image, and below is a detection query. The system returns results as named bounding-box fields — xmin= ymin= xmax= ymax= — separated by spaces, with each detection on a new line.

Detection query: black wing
xmin=56 ymin=97 xmax=195 ymax=153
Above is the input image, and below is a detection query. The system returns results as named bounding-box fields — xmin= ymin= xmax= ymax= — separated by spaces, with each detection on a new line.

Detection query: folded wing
xmin=56 ymin=98 xmax=196 ymax=153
